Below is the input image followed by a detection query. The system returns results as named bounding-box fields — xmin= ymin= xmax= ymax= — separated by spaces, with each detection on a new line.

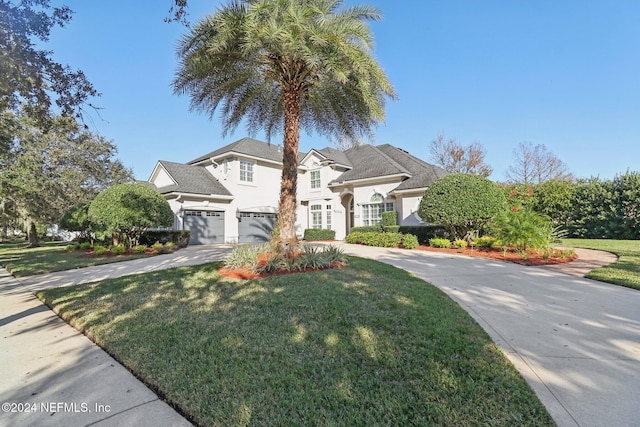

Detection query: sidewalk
xmin=0 ymin=245 xmax=232 ymax=427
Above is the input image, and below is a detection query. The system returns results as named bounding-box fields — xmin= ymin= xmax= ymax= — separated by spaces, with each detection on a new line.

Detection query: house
xmin=148 ymin=137 xmax=447 ymax=245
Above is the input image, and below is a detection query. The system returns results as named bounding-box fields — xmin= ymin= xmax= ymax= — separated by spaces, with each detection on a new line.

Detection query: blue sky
xmin=47 ymin=1 xmax=640 ymax=181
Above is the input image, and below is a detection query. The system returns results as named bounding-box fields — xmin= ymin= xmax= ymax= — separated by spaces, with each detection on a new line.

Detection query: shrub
xmin=139 ymin=230 xmax=191 ymax=248
xmin=303 ymin=228 xmax=336 ymax=241
xmin=320 ymin=245 xmax=347 ymax=264
xmin=66 ymin=244 xmax=79 ymax=252
xmin=110 ymin=244 xmax=126 ymax=255
xmin=133 ymin=244 xmax=148 ymax=254
xmin=398 ymin=225 xmax=448 ymax=244
xmin=453 ymin=239 xmax=468 ymax=249
xmin=382 ymin=226 xmax=400 ymax=233
xmin=225 ymin=243 xmax=270 ymax=272
xmin=490 ymin=209 xmax=554 ymax=251
xmin=473 ymin=236 xmax=499 ymax=248
xmin=350 ymin=225 xmax=383 ymax=233
xmin=79 ymin=242 xmax=92 ymax=250
xmin=381 ymin=211 xmax=397 ymax=227
xmin=93 ymin=245 xmax=107 ymax=256
xmin=419 ymin=174 xmax=506 ymax=240
xmin=401 ymin=234 xmax=419 ymax=249
xmin=152 ymin=241 xmax=174 ymax=254
xmin=429 ymin=238 xmax=451 ymax=248
xmin=89 ymin=183 xmax=174 ymax=248
xmin=345 ymin=231 xmax=403 ymax=248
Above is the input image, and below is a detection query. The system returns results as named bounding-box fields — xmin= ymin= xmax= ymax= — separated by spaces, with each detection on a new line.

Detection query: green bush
xmin=303 ymin=228 xmax=336 ymax=241
xmin=381 ymin=211 xmax=397 ymax=227
xmin=345 ymin=231 xmax=402 ymax=248
xmin=429 ymin=238 xmax=451 ymax=248
xmin=473 ymin=236 xmax=499 ymax=248
xmin=89 ymin=183 xmax=175 ymax=248
xmin=152 ymin=241 xmax=173 ymax=254
xmin=110 ymin=244 xmax=126 ymax=255
xmin=398 ymin=225 xmax=448 ymax=244
xmin=419 ymin=174 xmax=506 ymax=240
xmin=453 ymin=239 xmax=468 ymax=249
xmin=350 ymin=225 xmax=383 ymax=233
xmin=93 ymin=245 xmax=107 ymax=256
xmin=490 ymin=209 xmax=554 ymax=250
xmin=79 ymin=242 xmax=92 ymax=250
xmin=66 ymin=244 xmax=79 ymax=252
xmin=139 ymin=230 xmax=191 ymax=247
xmin=133 ymin=244 xmax=148 ymax=254
xmin=225 ymin=243 xmax=270 ymax=272
xmin=382 ymin=226 xmax=400 ymax=233
xmin=401 ymin=234 xmax=419 ymax=249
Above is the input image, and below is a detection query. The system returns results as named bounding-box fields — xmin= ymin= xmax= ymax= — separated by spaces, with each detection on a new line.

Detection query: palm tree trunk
xmin=277 ymin=87 xmax=301 ymax=250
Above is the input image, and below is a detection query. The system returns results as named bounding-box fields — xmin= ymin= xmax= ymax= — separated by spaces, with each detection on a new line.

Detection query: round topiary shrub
xmin=419 ymin=173 xmax=506 ymax=240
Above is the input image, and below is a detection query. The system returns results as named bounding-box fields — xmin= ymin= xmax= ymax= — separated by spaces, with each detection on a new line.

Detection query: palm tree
xmin=173 ymin=0 xmax=396 ymax=249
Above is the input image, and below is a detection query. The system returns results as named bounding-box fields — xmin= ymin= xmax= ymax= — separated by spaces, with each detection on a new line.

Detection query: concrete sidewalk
xmin=1 ymin=245 xmax=231 ymax=427
xmin=331 ymin=243 xmax=640 ymax=427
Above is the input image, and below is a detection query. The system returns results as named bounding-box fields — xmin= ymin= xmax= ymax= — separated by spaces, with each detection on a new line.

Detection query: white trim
xmin=328 ymin=173 xmax=410 ymax=187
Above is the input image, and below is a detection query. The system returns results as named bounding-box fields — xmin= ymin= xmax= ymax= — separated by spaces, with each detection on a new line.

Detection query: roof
xmin=313 ymin=147 xmax=352 ymax=167
xmin=376 ymin=144 xmax=449 ymax=191
xmin=189 ymin=137 xmax=284 ymax=165
xmin=329 ymin=145 xmax=411 ymax=184
xmin=155 ymin=161 xmax=232 ymax=196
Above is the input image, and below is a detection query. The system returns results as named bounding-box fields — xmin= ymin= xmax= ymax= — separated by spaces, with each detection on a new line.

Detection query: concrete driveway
xmin=331 ymin=243 xmax=640 ymax=427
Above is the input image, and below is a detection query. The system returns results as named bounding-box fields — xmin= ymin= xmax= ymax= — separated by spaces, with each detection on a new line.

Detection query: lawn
xmin=37 ymin=257 xmax=554 ymax=426
xmin=561 ymin=239 xmax=640 ymax=290
xmin=0 ymin=242 xmax=153 ymax=277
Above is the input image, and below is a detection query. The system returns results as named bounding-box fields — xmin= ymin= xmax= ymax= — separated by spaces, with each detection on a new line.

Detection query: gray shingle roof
xmin=156 ymin=161 xmax=232 ymax=196
xmin=314 ymin=147 xmax=352 ymax=167
xmin=189 ymin=137 xmax=284 ymax=165
xmin=330 ymin=145 xmax=411 ymax=183
xmin=327 ymin=144 xmax=447 ymax=190
xmin=376 ymin=145 xmax=449 ymax=191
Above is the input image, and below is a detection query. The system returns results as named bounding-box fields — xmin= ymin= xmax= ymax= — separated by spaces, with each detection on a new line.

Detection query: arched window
xmin=362 ymin=193 xmax=394 ymax=226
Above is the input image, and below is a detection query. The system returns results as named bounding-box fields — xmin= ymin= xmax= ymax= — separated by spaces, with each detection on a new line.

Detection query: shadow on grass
xmin=38 ymin=258 xmax=553 ymax=427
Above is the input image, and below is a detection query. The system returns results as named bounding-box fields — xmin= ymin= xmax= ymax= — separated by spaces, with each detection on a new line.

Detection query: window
xmin=310 ymin=204 xmax=322 ymax=229
xmin=240 ymin=160 xmax=255 ymax=182
xmin=326 ymin=204 xmax=332 ymax=229
xmin=310 ymin=163 xmax=321 ymax=189
xmin=362 ymin=193 xmax=394 ymax=226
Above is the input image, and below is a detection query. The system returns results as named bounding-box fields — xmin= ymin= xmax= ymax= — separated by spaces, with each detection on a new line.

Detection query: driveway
xmin=331 ymin=243 xmax=640 ymax=427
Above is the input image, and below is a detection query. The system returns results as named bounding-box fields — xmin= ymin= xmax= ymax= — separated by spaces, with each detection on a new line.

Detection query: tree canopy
xmin=506 ymin=142 xmax=573 ymax=184
xmin=0 ymin=112 xmax=131 ymax=245
xmin=428 ymin=133 xmax=493 ymax=177
xmin=173 ymin=0 xmax=396 ymax=247
xmin=419 ymin=173 xmax=506 ymax=240
xmin=0 ymin=0 xmax=98 ymax=121
xmin=88 ymin=183 xmax=174 ymax=248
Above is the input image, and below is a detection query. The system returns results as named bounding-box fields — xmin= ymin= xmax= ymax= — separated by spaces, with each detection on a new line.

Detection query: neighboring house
xmin=148 ymin=137 xmax=447 ymax=245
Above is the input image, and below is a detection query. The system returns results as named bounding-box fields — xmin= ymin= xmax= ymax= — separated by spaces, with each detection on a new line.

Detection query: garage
xmin=183 ymin=210 xmax=225 ymax=245
xmin=238 ymin=212 xmax=277 ymax=243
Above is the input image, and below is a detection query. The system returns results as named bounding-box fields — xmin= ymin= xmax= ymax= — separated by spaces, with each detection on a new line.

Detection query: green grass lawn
xmin=37 ymin=257 xmax=554 ymax=426
xmin=561 ymin=239 xmax=640 ymax=290
xmin=0 ymin=242 xmax=152 ymax=277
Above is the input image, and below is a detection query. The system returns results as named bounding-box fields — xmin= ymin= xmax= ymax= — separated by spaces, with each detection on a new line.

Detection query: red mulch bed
xmin=218 ymin=251 xmax=346 ymax=280
xmin=415 ymin=245 xmax=578 ymax=266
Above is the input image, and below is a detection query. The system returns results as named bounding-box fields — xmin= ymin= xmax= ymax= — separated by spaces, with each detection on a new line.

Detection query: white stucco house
xmin=148 ymin=137 xmax=447 ymax=245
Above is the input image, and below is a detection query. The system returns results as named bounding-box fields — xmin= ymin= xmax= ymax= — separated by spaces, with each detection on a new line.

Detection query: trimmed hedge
xmin=383 ymin=226 xmax=400 ymax=233
xmin=346 ymin=231 xmax=403 ymax=248
xmin=381 ymin=211 xmax=397 ymax=227
xmin=350 ymin=225 xmax=383 ymax=233
xmin=398 ymin=225 xmax=447 ymax=244
xmin=303 ymin=228 xmax=336 ymax=241
xmin=139 ymin=230 xmax=191 ymax=247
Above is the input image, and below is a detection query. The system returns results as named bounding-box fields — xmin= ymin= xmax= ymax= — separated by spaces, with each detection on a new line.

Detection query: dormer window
xmin=240 ymin=160 xmax=255 ymax=182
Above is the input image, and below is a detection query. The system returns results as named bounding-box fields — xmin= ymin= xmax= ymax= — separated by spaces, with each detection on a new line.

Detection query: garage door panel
xmin=238 ymin=212 xmax=277 ymax=243
xmin=183 ymin=211 xmax=224 ymax=245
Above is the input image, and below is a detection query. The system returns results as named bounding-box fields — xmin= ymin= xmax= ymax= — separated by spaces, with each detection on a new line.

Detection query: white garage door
xmin=183 ymin=210 xmax=224 ymax=245
xmin=238 ymin=212 xmax=277 ymax=243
